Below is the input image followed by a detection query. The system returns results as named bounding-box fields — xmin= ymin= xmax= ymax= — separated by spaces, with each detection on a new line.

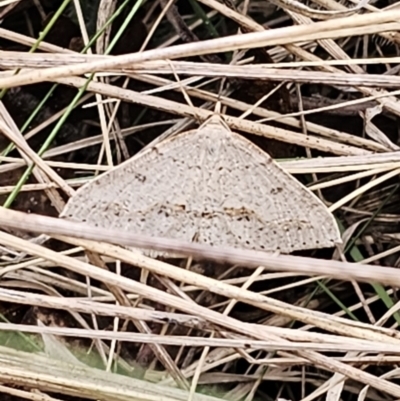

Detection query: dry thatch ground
xmin=1 ymin=0 xmax=400 ymax=400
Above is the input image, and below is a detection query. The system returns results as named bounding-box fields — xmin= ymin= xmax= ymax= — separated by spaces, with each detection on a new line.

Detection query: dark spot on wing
xmin=270 ymin=187 xmax=283 ymax=195
xmin=135 ymin=173 xmax=146 ymax=183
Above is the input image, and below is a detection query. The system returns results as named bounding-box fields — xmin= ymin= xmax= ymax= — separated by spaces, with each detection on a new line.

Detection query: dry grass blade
xmin=0 ymin=10 xmax=399 ymax=89
xmin=0 ymin=345 xmax=223 ymax=401
xmin=3 ymin=322 xmax=400 ymax=354
xmin=5 ymin=54 xmax=400 ymax=89
xmin=2 ymin=51 xmax=400 ymax=70
xmin=1 ymin=206 xmax=400 ymax=294
xmin=282 ymin=151 xmax=400 ymax=172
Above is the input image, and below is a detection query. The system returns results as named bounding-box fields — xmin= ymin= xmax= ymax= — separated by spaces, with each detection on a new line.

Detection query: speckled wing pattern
xmin=61 ymin=116 xmax=341 ymax=255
